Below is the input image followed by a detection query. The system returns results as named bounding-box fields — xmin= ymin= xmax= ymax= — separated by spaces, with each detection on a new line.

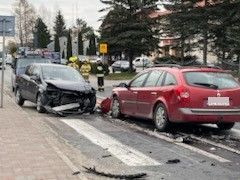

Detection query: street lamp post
xmin=0 ymin=19 xmax=6 ymax=108
xmin=0 ymin=16 xmax=15 ymax=108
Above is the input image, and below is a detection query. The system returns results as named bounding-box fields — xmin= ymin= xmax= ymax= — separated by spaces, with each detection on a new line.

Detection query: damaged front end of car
xmin=42 ymin=83 xmax=96 ymax=116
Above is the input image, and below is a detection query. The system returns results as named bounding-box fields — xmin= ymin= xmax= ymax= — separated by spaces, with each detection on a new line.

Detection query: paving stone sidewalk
xmin=0 ymin=93 xmax=82 ymax=180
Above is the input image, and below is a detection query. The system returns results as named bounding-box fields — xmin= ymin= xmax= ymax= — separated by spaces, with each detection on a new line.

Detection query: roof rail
xmin=184 ymin=65 xmax=222 ymax=70
xmin=153 ymin=64 xmax=182 ymax=68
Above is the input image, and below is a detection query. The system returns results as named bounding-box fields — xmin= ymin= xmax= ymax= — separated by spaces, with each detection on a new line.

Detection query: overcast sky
xmin=0 ymin=0 xmax=106 ymax=30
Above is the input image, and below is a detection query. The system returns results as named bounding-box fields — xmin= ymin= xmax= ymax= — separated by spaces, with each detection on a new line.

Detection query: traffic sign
xmin=99 ymin=43 xmax=108 ymax=54
xmin=0 ymin=16 xmax=15 ymax=37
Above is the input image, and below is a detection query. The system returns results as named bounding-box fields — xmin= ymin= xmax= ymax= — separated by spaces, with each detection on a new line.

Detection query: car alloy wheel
xmin=111 ymin=97 xmax=121 ymax=118
xmin=36 ymin=94 xmax=45 ymax=113
xmin=154 ymin=104 xmax=169 ymax=131
xmin=15 ymin=89 xmax=24 ymax=106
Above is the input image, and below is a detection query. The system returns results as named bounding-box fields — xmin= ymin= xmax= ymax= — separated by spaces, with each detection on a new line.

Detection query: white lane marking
xmin=111 ymin=119 xmax=230 ymax=163
xmin=61 ymin=119 xmax=161 ymax=167
xmin=203 ymin=124 xmax=240 ymax=136
xmin=232 ymin=128 xmax=240 ymax=136
xmin=190 ymin=135 xmax=240 ymax=155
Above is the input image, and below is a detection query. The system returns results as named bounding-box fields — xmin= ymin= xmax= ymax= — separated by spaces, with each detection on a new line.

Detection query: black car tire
xmin=89 ymin=96 xmax=97 ymax=114
xmin=217 ymin=122 xmax=235 ymax=130
xmin=15 ymin=88 xmax=25 ymax=106
xmin=113 ymin=69 xmax=115 ymax=73
xmin=153 ymin=103 xmax=169 ymax=132
xmin=111 ymin=96 xmax=122 ymax=118
xmin=36 ymin=94 xmax=46 ymax=113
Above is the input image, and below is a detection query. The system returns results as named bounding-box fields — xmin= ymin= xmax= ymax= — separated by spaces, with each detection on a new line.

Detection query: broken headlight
xmin=46 ymin=85 xmax=60 ymax=98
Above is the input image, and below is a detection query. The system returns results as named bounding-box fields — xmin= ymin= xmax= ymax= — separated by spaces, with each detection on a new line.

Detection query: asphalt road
xmin=1 ymin=66 xmax=240 ymax=180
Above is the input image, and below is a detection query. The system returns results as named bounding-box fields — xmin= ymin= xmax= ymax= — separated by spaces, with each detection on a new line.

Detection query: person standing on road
xmin=96 ymin=59 xmax=105 ymax=92
xmin=80 ymin=59 xmax=91 ymax=82
xmin=68 ymin=56 xmax=79 ymax=71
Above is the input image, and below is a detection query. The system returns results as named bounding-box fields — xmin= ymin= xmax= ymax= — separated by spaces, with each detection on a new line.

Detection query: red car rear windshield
xmin=183 ymin=71 xmax=240 ymax=89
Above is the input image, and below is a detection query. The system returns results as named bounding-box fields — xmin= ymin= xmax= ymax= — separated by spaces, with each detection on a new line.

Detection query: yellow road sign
xmin=99 ymin=43 xmax=108 ymax=54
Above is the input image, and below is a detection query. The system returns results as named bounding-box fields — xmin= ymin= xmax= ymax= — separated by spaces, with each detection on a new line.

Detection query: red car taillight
xmin=175 ymin=86 xmax=190 ymax=103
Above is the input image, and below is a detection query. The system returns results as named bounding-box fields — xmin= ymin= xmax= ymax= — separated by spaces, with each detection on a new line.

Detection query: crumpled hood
xmin=45 ymin=79 xmax=93 ymax=92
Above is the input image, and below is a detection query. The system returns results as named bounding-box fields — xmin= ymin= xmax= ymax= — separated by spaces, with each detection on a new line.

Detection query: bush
xmin=90 ymin=63 xmax=109 ymax=76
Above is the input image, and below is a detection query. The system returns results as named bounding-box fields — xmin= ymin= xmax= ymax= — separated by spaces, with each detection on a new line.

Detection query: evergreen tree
xmin=209 ymin=1 xmax=240 ymax=63
xmin=162 ymin=0 xmax=201 ymax=64
xmin=53 ymin=10 xmax=66 ymax=37
xmin=87 ymin=33 xmax=97 ymax=56
xmin=34 ymin=17 xmax=51 ymax=48
xmin=54 ymin=34 xmax=60 ymax=52
xmin=67 ymin=29 xmax=72 ymax=60
xmin=100 ymin=0 xmax=159 ymax=71
xmin=62 ymin=50 xmax=65 ymax=59
xmin=78 ymin=31 xmax=84 ymax=55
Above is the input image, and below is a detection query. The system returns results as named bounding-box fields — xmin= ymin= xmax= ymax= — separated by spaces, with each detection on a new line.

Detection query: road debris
xmin=72 ymin=171 xmax=80 ymax=175
xmin=83 ymin=166 xmax=147 ymax=179
xmin=102 ymin=154 xmax=112 ymax=158
xmin=211 ymin=163 xmax=216 ymax=166
xmin=210 ymin=147 xmax=216 ymax=151
xmin=166 ymin=159 xmax=181 ymax=164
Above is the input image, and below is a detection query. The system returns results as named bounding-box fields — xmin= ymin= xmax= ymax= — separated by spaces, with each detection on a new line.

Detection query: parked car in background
xmin=111 ymin=65 xmax=240 ymax=131
xmin=133 ymin=57 xmax=152 ymax=67
xmin=15 ymin=64 xmax=96 ymax=115
xmin=11 ymin=56 xmax=51 ymax=92
xmin=6 ymin=55 xmax=13 ymax=65
xmin=111 ymin=60 xmax=136 ymax=73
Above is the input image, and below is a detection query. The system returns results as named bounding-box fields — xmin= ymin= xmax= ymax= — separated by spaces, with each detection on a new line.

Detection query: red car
xmin=111 ymin=65 xmax=240 ymax=131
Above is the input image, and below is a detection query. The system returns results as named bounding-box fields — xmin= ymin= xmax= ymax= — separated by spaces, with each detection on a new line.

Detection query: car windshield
xmin=17 ymin=58 xmax=51 ymax=68
xmin=42 ymin=66 xmax=85 ymax=82
xmin=184 ymin=71 xmax=240 ymax=89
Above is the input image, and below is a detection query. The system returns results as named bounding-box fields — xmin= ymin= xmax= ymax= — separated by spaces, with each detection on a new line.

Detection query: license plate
xmin=207 ymin=97 xmax=230 ymax=106
xmin=52 ymin=103 xmax=80 ymax=112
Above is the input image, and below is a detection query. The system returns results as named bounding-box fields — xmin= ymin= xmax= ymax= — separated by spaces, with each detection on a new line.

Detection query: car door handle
xmin=151 ymin=92 xmax=157 ymax=95
xmin=133 ymin=92 xmax=138 ymax=94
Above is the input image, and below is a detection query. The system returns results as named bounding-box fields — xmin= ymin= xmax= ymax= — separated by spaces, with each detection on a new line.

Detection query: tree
xmin=7 ymin=41 xmax=17 ymax=56
xmin=76 ymin=18 xmax=94 ymax=56
xmin=87 ymin=33 xmax=97 ymax=56
xmin=67 ymin=30 xmax=72 ymax=60
xmin=13 ymin=0 xmax=36 ymax=47
xmin=34 ymin=17 xmax=51 ymax=48
xmin=100 ymin=0 xmax=159 ymax=71
xmin=53 ymin=10 xmax=66 ymax=37
xmin=62 ymin=50 xmax=65 ymax=59
xmin=53 ymin=10 xmax=66 ymax=53
xmin=76 ymin=18 xmax=94 ymax=39
xmin=54 ymin=35 xmax=60 ymax=52
xmin=78 ymin=31 xmax=84 ymax=55
xmin=162 ymin=0 xmax=202 ymax=64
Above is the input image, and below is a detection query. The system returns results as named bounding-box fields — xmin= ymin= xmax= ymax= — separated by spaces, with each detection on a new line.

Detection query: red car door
xmin=121 ymin=73 xmax=149 ymax=116
xmin=137 ymin=70 xmax=165 ymax=118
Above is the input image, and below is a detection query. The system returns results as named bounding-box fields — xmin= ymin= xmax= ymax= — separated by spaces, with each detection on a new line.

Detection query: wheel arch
xmin=152 ymin=98 xmax=170 ymax=120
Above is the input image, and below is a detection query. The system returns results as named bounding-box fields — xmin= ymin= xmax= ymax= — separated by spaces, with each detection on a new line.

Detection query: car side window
xmin=163 ymin=72 xmax=177 ymax=86
xmin=144 ymin=70 xmax=163 ymax=87
xmin=130 ymin=73 xmax=149 ymax=88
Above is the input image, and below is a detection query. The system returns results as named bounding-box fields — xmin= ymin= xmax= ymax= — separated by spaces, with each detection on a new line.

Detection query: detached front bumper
xmin=177 ymin=108 xmax=240 ymax=123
